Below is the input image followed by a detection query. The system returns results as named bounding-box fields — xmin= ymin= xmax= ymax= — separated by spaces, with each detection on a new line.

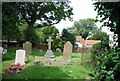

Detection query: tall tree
xmin=2 ymin=2 xmax=73 ymax=42
xmin=68 ymin=18 xmax=98 ymax=39
xmin=61 ymin=29 xmax=76 ymax=46
xmin=93 ymin=2 xmax=120 ymax=47
xmin=2 ymin=2 xmax=22 ymax=42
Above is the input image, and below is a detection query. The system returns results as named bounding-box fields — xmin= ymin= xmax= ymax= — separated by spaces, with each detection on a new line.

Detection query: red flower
xmin=16 ymin=63 xmax=21 ymax=66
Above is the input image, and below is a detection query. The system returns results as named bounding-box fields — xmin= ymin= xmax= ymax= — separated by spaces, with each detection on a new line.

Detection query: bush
xmin=97 ymin=47 xmax=120 ymax=80
xmin=91 ymin=41 xmax=120 ymax=80
xmin=52 ymin=37 xmax=65 ymax=51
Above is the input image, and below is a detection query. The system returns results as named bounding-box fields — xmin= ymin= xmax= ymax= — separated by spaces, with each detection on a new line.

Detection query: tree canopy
xmin=89 ymin=29 xmax=109 ymax=41
xmin=93 ymin=2 xmax=120 ymax=47
xmin=2 ymin=2 xmax=73 ymax=42
xmin=68 ymin=18 xmax=98 ymax=39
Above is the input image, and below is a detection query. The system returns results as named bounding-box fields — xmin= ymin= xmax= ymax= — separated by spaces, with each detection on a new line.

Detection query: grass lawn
xmin=2 ymin=48 xmax=95 ymax=79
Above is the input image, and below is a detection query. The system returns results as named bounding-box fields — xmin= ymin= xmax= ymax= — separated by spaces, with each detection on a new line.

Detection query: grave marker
xmin=63 ymin=41 xmax=73 ymax=58
xmin=44 ymin=36 xmax=55 ymax=58
xmin=15 ymin=49 xmax=25 ymax=65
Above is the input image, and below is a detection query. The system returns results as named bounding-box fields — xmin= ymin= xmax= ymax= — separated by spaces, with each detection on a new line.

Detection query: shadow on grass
xmin=2 ymin=66 xmax=71 ymax=79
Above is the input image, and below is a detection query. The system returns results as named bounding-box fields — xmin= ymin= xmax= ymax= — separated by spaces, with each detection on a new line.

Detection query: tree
xmin=68 ymin=18 xmax=98 ymax=39
xmin=52 ymin=37 xmax=65 ymax=51
xmin=2 ymin=2 xmax=73 ymax=42
xmin=61 ymin=29 xmax=76 ymax=46
xmin=93 ymin=2 xmax=120 ymax=47
xmin=41 ymin=26 xmax=59 ymax=41
xmin=89 ymin=29 xmax=109 ymax=41
xmin=15 ymin=2 xmax=73 ymax=29
xmin=2 ymin=2 xmax=22 ymax=42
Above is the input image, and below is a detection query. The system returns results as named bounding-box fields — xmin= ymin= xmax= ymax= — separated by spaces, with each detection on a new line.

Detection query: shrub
xmin=97 ymin=47 xmax=120 ymax=80
xmin=52 ymin=37 xmax=65 ymax=51
xmin=91 ymin=40 xmax=120 ymax=80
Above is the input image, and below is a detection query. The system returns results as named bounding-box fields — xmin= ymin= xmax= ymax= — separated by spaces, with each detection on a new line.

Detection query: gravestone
xmin=77 ymin=48 xmax=84 ymax=53
xmin=39 ymin=49 xmax=43 ymax=53
xmin=0 ymin=47 xmax=3 ymax=61
xmin=56 ymin=48 xmax=62 ymax=52
xmin=2 ymin=49 xmax=7 ymax=54
xmin=44 ymin=36 xmax=55 ymax=58
xmin=15 ymin=49 xmax=25 ymax=65
xmin=63 ymin=41 xmax=73 ymax=58
xmin=23 ymin=41 xmax=32 ymax=55
xmin=0 ymin=47 xmax=3 ymax=55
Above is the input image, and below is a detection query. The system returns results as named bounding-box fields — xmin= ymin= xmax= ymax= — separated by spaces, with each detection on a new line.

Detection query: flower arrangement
xmin=5 ymin=63 xmax=24 ymax=76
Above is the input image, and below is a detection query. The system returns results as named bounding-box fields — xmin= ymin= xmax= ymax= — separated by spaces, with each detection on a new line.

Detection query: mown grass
xmin=2 ymin=48 xmax=95 ymax=79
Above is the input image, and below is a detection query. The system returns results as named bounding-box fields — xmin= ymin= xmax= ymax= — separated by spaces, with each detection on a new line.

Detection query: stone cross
xmin=47 ymin=36 xmax=53 ymax=50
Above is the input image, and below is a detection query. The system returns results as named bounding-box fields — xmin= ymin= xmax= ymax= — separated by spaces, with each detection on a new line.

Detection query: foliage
xmin=68 ymin=18 xmax=98 ymax=39
xmin=2 ymin=2 xmax=73 ymax=42
xmin=5 ymin=63 xmax=23 ymax=76
xmin=89 ymin=29 xmax=109 ymax=41
xmin=61 ymin=29 xmax=76 ymax=46
xmin=96 ymin=48 xmax=120 ymax=80
xmin=93 ymin=2 xmax=120 ymax=47
xmin=91 ymin=40 xmax=120 ymax=80
xmin=41 ymin=26 xmax=59 ymax=42
xmin=52 ymin=37 xmax=65 ymax=51
xmin=2 ymin=2 xmax=22 ymax=42
xmin=23 ymin=27 xmax=40 ymax=45
xmin=14 ymin=2 xmax=73 ymax=28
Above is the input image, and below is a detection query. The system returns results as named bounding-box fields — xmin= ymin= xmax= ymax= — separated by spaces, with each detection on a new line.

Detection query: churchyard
xmin=1 ymin=39 xmax=95 ymax=79
xmin=2 ymin=2 xmax=120 ymax=81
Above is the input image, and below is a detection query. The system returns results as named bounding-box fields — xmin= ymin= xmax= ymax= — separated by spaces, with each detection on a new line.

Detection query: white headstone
xmin=15 ymin=49 xmax=26 ymax=65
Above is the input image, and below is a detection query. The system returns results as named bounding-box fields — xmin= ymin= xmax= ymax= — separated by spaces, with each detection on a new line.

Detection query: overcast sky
xmin=54 ymin=0 xmax=112 ymax=34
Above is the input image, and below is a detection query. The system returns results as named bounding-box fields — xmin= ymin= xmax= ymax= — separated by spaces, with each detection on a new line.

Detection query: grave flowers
xmin=5 ymin=63 xmax=24 ymax=76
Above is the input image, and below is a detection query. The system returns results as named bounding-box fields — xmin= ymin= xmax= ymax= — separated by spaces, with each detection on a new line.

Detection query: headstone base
xmin=44 ymin=50 xmax=54 ymax=58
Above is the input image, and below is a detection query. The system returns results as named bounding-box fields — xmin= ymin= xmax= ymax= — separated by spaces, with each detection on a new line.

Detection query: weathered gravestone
xmin=44 ymin=36 xmax=55 ymax=58
xmin=39 ymin=49 xmax=43 ymax=53
xmin=77 ymin=47 xmax=85 ymax=54
xmin=15 ymin=49 xmax=26 ymax=65
xmin=63 ymin=41 xmax=73 ymax=58
xmin=23 ymin=41 xmax=32 ymax=55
